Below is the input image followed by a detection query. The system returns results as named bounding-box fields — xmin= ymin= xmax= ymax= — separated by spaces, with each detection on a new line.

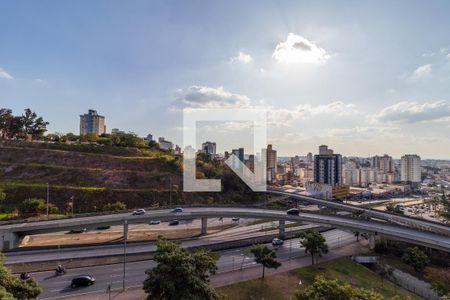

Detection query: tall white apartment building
xmin=400 ymin=154 xmax=421 ymax=183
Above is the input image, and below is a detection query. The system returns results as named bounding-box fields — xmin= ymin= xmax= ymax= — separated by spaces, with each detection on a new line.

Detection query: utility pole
xmin=70 ymin=196 xmax=75 ymax=217
xmin=46 ymin=183 xmax=49 ymax=217
xmin=169 ymin=176 xmax=172 ymax=207
xmin=123 ymin=219 xmax=128 ymax=291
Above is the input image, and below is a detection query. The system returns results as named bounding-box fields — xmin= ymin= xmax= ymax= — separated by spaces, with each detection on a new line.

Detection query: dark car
xmin=68 ymin=228 xmax=87 ymax=234
xmin=169 ymin=220 xmax=180 ymax=226
xmin=286 ymin=208 xmax=300 ymax=216
xmin=96 ymin=225 xmax=111 ymax=230
xmin=70 ymin=275 xmax=95 ymax=288
xmin=272 ymin=238 xmax=284 ymax=246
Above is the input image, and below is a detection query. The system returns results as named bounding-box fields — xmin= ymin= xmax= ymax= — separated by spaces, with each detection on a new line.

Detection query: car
xmin=272 ymin=238 xmax=284 ymax=246
xmin=96 ymin=225 xmax=111 ymax=230
xmin=170 ymin=207 xmax=183 ymax=213
xmin=231 ymin=217 xmax=240 ymax=222
xmin=68 ymin=228 xmax=87 ymax=234
xmin=149 ymin=220 xmax=161 ymax=225
xmin=169 ymin=220 xmax=180 ymax=226
xmin=286 ymin=208 xmax=300 ymax=216
xmin=132 ymin=209 xmax=146 ymax=215
xmin=70 ymin=275 xmax=95 ymax=288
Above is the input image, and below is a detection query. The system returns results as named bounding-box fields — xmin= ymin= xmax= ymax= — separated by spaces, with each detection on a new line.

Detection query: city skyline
xmin=1 ymin=1 xmax=450 ymax=158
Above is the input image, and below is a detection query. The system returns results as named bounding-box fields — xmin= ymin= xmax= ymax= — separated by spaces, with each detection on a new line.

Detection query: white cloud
xmin=230 ymin=52 xmax=252 ymax=64
xmin=412 ymin=64 xmax=432 ymax=78
xmin=272 ymin=33 xmax=330 ymax=64
xmin=0 ymin=67 xmax=13 ymax=80
xmin=374 ymin=100 xmax=450 ymax=123
xmin=447 ymin=53 xmax=450 ymax=60
xmin=174 ymin=85 xmax=251 ymax=109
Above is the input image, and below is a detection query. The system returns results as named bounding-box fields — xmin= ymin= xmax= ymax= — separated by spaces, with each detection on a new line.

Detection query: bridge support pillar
xmin=278 ymin=220 xmax=285 ymax=239
xmin=201 ymin=217 xmax=208 ymax=235
xmin=368 ymin=234 xmax=380 ymax=250
xmin=0 ymin=231 xmax=18 ymax=251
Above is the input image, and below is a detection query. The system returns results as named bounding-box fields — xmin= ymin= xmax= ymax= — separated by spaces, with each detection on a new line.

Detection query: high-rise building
xmin=231 ymin=148 xmax=244 ymax=162
xmin=202 ymin=141 xmax=217 ymax=156
xmin=245 ymin=154 xmax=255 ymax=172
xmin=306 ymin=152 xmax=313 ymax=162
xmin=79 ymin=110 xmax=106 ymax=135
xmin=314 ymin=145 xmax=342 ymax=186
xmin=266 ymin=144 xmax=277 ymax=182
xmin=401 ymin=154 xmax=421 ymax=183
xmin=379 ymin=154 xmax=393 ymax=173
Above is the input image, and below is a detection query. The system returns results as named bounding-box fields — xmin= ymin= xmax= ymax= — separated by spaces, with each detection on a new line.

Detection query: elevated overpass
xmin=268 ymin=187 xmax=450 ymax=237
xmin=1 ymin=207 xmax=449 ymax=252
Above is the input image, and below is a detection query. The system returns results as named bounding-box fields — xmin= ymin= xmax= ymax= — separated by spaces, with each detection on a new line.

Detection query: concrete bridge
xmin=1 ymin=207 xmax=449 ymax=252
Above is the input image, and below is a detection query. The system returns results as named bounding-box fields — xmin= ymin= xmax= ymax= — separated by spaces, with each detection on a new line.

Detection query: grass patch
xmin=0 ymin=213 xmax=9 ymax=220
xmin=218 ymin=257 xmax=420 ymax=300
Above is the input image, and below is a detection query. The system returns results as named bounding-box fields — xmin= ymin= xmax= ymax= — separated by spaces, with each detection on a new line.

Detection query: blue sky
xmin=1 ymin=0 xmax=450 ymax=158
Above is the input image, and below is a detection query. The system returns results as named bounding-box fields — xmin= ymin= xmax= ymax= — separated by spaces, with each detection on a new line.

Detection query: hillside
xmin=0 ymin=141 xmax=261 ymax=215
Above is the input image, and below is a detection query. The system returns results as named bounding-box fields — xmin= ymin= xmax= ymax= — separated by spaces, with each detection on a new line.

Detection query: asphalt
xmin=28 ymin=229 xmax=356 ymax=299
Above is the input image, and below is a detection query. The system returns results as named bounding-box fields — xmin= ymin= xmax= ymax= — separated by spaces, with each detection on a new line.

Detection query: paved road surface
xmin=30 ymin=229 xmax=355 ymax=299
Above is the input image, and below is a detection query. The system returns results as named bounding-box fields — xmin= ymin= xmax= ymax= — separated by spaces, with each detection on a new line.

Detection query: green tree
xmin=401 ymin=247 xmax=430 ymax=272
xmin=143 ymin=236 xmax=219 ymax=300
xmin=298 ymin=229 xmax=329 ymax=265
xmin=0 ymin=189 xmax=5 ymax=204
xmin=250 ymin=244 xmax=281 ymax=278
xmin=0 ymin=254 xmax=41 ymax=299
xmin=385 ymin=203 xmax=404 ymax=215
xmin=103 ymin=201 xmax=127 ymax=212
xmin=0 ymin=108 xmax=13 ymax=139
xmin=18 ymin=198 xmax=46 ymax=216
xmin=21 ymin=108 xmax=49 ymax=139
xmin=296 ymin=275 xmax=383 ymax=300
xmin=83 ymin=133 xmax=99 ymax=142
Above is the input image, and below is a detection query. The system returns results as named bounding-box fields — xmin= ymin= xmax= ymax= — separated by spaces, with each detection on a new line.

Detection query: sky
xmin=1 ymin=0 xmax=450 ymax=159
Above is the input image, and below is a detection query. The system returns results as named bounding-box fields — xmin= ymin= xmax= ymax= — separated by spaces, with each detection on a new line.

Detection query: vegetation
xmin=143 ymin=236 xmax=219 ymax=300
xmin=218 ymin=257 xmax=419 ymax=300
xmin=250 ymin=244 xmax=281 ymax=278
xmin=295 ymin=275 xmax=384 ymax=300
xmin=385 ymin=203 xmax=404 ymax=215
xmin=0 ymin=254 xmax=41 ymax=299
xmin=18 ymin=198 xmax=46 ymax=216
xmin=103 ymin=201 xmax=127 ymax=212
xmin=401 ymin=247 xmax=430 ymax=272
xmin=298 ymin=229 xmax=328 ymax=265
xmin=0 ymin=108 xmax=48 ymax=140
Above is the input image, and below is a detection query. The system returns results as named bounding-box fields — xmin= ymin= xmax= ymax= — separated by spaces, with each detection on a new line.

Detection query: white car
xmin=272 ymin=238 xmax=284 ymax=246
xmin=132 ymin=209 xmax=146 ymax=215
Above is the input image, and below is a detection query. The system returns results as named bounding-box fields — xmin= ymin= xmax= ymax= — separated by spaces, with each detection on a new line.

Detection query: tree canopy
xmin=250 ymin=244 xmax=281 ymax=278
xmin=401 ymin=247 xmax=430 ymax=272
xmin=18 ymin=198 xmax=46 ymax=216
xmin=298 ymin=229 xmax=329 ymax=265
xmin=0 ymin=254 xmax=41 ymax=299
xmin=0 ymin=108 xmax=48 ymax=140
xmin=143 ymin=236 xmax=219 ymax=300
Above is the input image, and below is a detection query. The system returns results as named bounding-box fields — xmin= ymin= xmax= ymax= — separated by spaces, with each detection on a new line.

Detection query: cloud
xmin=447 ymin=53 xmax=450 ymax=60
xmin=230 ymin=52 xmax=252 ymax=64
xmin=411 ymin=64 xmax=432 ymax=78
xmin=0 ymin=67 xmax=13 ymax=80
xmin=374 ymin=100 xmax=450 ymax=123
xmin=174 ymin=85 xmax=251 ymax=109
xmin=272 ymin=33 xmax=330 ymax=64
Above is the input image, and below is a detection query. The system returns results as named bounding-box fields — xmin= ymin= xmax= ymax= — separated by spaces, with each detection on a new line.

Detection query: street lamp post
xmin=123 ymin=219 xmax=128 ymax=291
xmin=46 ymin=183 xmax=49 ymax=217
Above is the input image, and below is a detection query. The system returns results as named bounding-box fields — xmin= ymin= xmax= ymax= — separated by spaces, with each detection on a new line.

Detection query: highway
xmin=2 ymin=206 xmax=450 ymax=253
xmin=29 ymin=230 xmax=356 ymax=299
xmin=268 ymin=188 xmax=450 ymax=236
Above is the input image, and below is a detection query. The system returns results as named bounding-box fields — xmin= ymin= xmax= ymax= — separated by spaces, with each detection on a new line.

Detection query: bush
xmin=18 ymin=198 xmax=46 ymax=216
xmin=103 ymin=201 xmax=127 ymax=212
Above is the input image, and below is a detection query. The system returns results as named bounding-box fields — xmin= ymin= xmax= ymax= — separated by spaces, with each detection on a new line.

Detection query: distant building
xmin=202 ymin=141 xmax=217 ymax=156
xmin=401 ymin=154 xmax=421 ymax=183
xmin=80 ymin=110 xmax=106 ymax=135
xmin=158 ymin=137 xmax=174 ymax=151
xmin=314 ymin=145 xmax=342 ymax=186
xmin=379 ymin=154 xmax=394 ymax=173
xmin=231 ymin=148 xmax=245 ymax=162
xmin=245 ymin=154 xmax=255 ymax=172
xmin=144 ymin=134 xmax=153 ymax=141
xmin=306 ymin=152 xmax=313 ymax=162
xmin=266 ymin=144 xmax=277 ymax=182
